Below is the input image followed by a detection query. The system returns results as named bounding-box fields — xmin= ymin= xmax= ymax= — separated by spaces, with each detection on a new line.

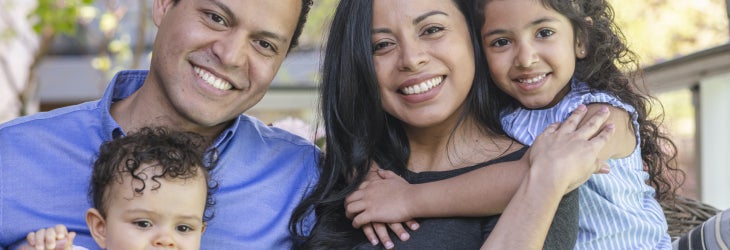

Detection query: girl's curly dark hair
xmin=472 ymin=0 xmax=684 ymax=201
xmin=90 ymin=127 xmax=219 ymax=222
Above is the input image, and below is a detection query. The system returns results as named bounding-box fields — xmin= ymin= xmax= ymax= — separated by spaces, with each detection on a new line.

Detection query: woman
xmin=289 ymin=0 xmax=613 ymax=249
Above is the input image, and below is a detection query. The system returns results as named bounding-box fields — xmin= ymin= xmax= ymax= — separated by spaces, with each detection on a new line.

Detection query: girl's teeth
xmin=518 ymin=74 xmax=546 ymax=84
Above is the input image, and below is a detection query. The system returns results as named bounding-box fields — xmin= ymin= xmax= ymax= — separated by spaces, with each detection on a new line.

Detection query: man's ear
xmin=86 ymin=208 xmax=108 ymax=249
xmin=575 ymin=17 xmax=593 ymax=59
xmin=152 ymin=0 xmax=177 ymax=27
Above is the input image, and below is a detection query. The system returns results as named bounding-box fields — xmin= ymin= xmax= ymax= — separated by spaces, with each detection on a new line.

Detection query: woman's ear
xmin=86 ymin=208 xmax=108 ymax=249
xmin=575 ymin=17 xmax=593 ymax=59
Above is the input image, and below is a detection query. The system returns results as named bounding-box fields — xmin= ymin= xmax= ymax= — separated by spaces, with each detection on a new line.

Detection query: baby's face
xmin=95 ymin=165 xmax=208 ymax=250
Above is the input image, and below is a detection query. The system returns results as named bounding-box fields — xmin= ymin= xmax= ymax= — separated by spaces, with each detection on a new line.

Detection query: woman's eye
xmin=423 ymin=26 xmax=444 ymax=35
xmin=537 ymin=29 xmax=555 ymax=38
xmin=372 ymin=41 xmax=393 ymax=52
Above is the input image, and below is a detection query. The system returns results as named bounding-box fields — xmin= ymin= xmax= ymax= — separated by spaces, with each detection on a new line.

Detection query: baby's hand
xmin=23 ymin=224 xmax=76 ymax=250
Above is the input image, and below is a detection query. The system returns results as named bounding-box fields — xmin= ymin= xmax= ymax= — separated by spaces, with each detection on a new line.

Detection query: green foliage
xmin=30 ymin=0 xmax=94 ymax=36
xmin=611 ymin=0 xmax=729 ymax=65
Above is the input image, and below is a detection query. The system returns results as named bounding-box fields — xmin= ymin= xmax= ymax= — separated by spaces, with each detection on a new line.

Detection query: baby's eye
xmin=133 ymin=221 xmax=152 ymax=228
xmin=177 ymin=225 xmax=193 ymax=232
xmin=536 ymin=29 xmax=555 ymax=38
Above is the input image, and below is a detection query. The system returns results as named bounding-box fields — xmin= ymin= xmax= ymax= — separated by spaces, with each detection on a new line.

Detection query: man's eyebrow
xmin=372 ymin=10 xmax=449 ymax=35
xmin=207 ymin=0 xmax=288 ymax=45
xmin=209 ymin=0 xmax=238 ymax=25
xmin=253 ymin=31 xmax=289 ymax=45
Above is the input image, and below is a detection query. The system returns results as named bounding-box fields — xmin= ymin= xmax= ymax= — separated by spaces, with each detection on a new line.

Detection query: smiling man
xmin=0 ymin=0 xmax=318 ymax=249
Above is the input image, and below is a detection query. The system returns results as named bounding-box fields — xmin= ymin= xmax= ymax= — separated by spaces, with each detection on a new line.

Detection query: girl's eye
xmin=177 ymin=225 xmax=193 ymax=232
xmin=423 ymin=26 xmax=444 ymax=35
xmin=208 ymin=13 xmax=226 ymax=26
xmin=133 ymin=221 xmax=152 ymax=228
xmin=491 ymin=38 xmax=511 ymax=47
xmin=537 ymin=29 xmax=555 ymax=38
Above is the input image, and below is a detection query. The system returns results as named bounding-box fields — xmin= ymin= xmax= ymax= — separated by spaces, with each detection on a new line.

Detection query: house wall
xmin=699 ymin=73 xmax=730 ymax=209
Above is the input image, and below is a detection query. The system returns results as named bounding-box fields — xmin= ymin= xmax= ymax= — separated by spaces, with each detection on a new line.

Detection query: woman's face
xmin=371 ymin=0 xmax=474 ymax=129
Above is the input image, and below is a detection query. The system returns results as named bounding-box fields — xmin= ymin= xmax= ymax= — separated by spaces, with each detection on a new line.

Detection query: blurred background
xmin=1 ymin=0 xmax=729 ymax=208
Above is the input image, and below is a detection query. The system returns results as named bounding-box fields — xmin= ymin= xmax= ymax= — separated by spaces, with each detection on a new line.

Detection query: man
xmin=0 ymin=0 xmax=318 ymax=249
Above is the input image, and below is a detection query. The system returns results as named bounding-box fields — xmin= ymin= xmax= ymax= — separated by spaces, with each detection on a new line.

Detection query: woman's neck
xmin=405 ymin=116 xmax=513 ymax=172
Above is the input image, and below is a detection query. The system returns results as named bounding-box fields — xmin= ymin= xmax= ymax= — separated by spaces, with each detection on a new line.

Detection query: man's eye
xmin=208 ymin=13 xmax=226 ymax=26
xmin=259 ymin=40 xmax=272 ymax=49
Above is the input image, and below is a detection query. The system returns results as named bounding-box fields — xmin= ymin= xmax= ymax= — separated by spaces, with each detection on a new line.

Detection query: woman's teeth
xmin=401 ymin=76 xmax=443 ymax=95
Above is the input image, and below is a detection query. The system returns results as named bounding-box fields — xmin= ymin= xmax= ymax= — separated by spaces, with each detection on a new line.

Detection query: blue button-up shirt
xmin=0 ymin=70 xmax=320 ymax=249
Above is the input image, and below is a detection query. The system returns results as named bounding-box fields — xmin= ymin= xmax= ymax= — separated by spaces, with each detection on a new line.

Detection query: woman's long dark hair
xmin=472 ymin=0 xmax=684 ymax=200
xmin=289 ymin=0 xmax=507 ymax=248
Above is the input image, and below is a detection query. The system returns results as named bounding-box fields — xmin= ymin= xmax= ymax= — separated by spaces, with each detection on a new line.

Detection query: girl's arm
xmin=482 ymin=108 xmax=614 ymax=249
xmin=345 ymin=105 xmax=612 ymax=226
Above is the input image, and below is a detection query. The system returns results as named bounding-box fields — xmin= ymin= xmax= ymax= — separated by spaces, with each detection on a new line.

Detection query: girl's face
xmin=371 ymin=0 xmax=475 ymax=129
xmin=481 ymin=0 xmax=586 ymax=109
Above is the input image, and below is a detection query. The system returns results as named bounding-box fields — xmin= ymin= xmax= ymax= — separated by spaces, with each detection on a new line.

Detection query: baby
xmin=23 ymin=127 xmax=216 ymax=250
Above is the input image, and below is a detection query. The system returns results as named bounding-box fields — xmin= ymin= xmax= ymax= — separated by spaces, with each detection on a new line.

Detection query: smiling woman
xmin=287 ymin=0 xmax=612 ymax=249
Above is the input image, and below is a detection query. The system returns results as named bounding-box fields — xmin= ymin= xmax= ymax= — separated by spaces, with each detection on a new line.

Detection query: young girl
xmin=346 ymin=0 xmax=682 ymax=248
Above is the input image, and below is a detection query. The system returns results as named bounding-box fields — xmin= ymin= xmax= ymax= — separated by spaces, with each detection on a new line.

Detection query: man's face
xmin=148 ymin=0 xmax=301 ymax=130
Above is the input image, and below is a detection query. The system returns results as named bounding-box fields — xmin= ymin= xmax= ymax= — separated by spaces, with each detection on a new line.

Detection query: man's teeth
xmin=194 ymin=66 xmax=232 ymax=90
xmin=517 ymin=74 xmax=546 ymax=84
xmin=401 ymin=76 xmax=443 ymax=95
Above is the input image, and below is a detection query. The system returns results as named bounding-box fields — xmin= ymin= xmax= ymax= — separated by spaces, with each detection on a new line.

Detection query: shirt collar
xmin=97 ymin=70 xmax=240 ymax=150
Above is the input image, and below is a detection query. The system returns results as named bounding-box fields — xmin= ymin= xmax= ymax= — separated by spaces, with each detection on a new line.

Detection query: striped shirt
xmin=501 ymin=79 xmax=671 ymax=249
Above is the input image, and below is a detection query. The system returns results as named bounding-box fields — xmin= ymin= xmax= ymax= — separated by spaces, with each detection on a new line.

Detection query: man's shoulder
xmin=0 ymin=101 xmax=100 ymax=132
xmin=235 ymin=115 xmax=319 ymax=149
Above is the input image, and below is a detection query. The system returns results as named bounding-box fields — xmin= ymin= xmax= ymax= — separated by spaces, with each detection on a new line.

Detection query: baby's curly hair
xmin=90 ymin=127 xmax=218 ymax=222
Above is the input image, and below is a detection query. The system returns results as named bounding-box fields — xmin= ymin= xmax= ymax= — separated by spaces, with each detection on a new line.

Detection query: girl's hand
xmin=22 ymin=224 xmax=76 ymax=250
xmin=528 ymin=104 xmax=614 ymax=193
